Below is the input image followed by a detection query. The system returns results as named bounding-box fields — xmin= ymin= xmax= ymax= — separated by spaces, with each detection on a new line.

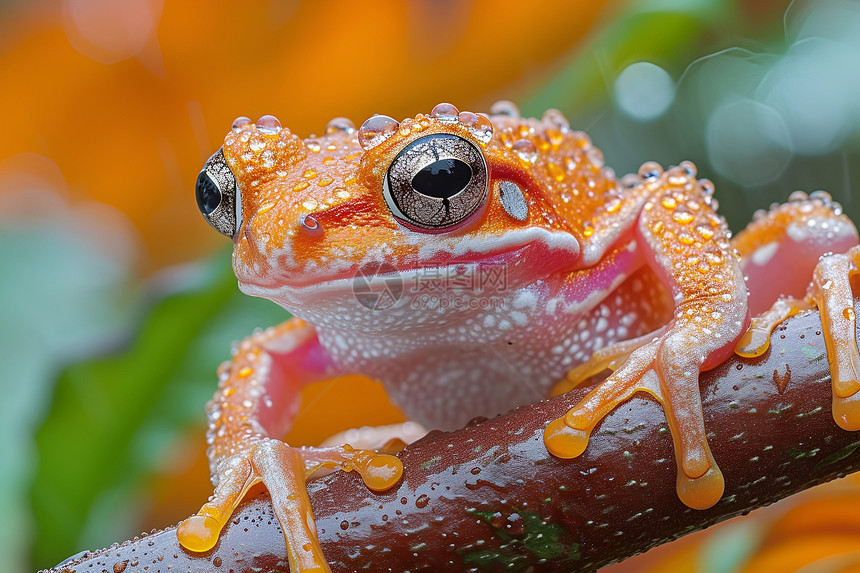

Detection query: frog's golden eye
xmin=383 ymin=134 xmax=488 ymax=229
xmin=196 ymin=148 xmax=241 ymax=239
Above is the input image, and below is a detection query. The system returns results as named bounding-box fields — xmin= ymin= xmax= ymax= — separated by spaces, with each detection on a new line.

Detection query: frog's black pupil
xmin=196 ymin=171 xmax=221 ymax=215
xmin=411 ymin=159 xmax=472 ymax=199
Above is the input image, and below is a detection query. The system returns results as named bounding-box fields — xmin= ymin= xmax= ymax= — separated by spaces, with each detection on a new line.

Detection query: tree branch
xmin=45 ymin=304 xmax=860 ymax=573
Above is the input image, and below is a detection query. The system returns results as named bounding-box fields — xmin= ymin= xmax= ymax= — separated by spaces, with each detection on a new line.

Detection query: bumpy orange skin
xmin=183 ymin=103 xmax=860 ymax=572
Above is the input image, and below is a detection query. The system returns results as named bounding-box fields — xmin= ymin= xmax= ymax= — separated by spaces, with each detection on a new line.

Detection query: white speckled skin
xmin=314 ymin=262 xmax=670 ymax=429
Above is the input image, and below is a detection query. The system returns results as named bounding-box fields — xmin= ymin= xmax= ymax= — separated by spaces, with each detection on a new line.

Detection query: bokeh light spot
xmin=705 ymin=99 xmax=792 ymax=187
xmin=614 ymin=62 xmax=675 ymax=121
xmin=63 ymin=0 xmax=162 ymax=64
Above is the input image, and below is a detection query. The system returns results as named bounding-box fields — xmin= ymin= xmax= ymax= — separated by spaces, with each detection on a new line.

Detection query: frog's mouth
xmin=238 ymin=227 xmax=582 ymax=304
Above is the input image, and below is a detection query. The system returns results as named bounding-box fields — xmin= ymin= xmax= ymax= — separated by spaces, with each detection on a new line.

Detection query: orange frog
xmin=179 ymin=102 xmax=860 ymax=571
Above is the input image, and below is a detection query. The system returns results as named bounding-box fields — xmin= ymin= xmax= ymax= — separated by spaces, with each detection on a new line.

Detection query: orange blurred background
xmin=0 ymin=0 xmax=607 ymax=270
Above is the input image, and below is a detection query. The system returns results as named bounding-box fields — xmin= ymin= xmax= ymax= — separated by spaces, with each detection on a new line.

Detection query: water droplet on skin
xmin=340 ymin=520 xmax=349 ymax=530
xmin=586 ymin=147 xmax=605 ymax=168
xmin=458 ymin=111 xmax=479 ymax=127
xmin=673 ymin=209 xmax=694 ymax=224
xmin=583 ymin=221 xmax=594 ymax=237
xmin=232 ymin=116 xmax=252 ymax=132
xmin=621 ymin=173 xmax=639 ymax=188
xmin=542 ymin=108 xmax=570 ymax=132
xmin=698 ymin=178 xmax=715 ymax=195
xmin=638 ymin=161 xmax=663 ymax=181
xmin=573 ymin=131 xmax=592 ymax=148
xmin=845 ymin=307 xmax=856 ymax=321
xmin=512 ymin=139 xmax=538 ymax=163
xmin=430 ymin=102 xmax=460 ymax=123
xmin=358 ymin=115 xmax=399 ymax=150
xmin=415 ymin=494 xmax=430 ymax=508
xmin=696 ymin=225 xmax=715 ymax=239
xmin=325 ymin=117 xmax=355 ymax=135
xmin=257 ymin=115 xmax=282 ymax=134
xmin=810 ymin=190 xmax=833 ymax=204
xmin=306 ymin=140 xmax=321 ymax=153
xmin=680 ymin=160 xmax=697 ymax=177
xmin=666 ymin=166 xmax=689 ymax=185
xmin=463 ymin=112 xmax=494 ymax=143
xmin=490 ymin=100 xmax=520 ymax=117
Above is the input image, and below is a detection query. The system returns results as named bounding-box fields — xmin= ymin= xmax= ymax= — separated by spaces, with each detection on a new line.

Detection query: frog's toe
xmin=543 ymin=418 xmax=589 ymax=458
xmin=176 ymin=515 xmax=221 ymax=552
xmin=735 ymin=297 xmax=811 ymax=358
xmin=178 ymin=454 xmax=255 ymax=553
xmin=833 ymin=390 xmax=860 ymax=431
xmin=179 ymin=439 xmax=402 ymax=572
xmin=545 ymin=340 xmax=661 ymax=459
xmin=809 ymin=246 xmax=860 ymax=429
xmin=676 ymin=459 xmax=724 ymax=510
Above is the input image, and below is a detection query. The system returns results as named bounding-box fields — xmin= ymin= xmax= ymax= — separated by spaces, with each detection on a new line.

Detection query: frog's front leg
xmin=545 ymin=164 xmax=747 ymax=510
xmin=176 ymin=318 xmax=402 ymax=573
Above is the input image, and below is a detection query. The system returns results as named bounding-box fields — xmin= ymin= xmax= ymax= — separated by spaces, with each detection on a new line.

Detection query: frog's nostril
xmin=299 ymin=214 xmax=323 ymax=236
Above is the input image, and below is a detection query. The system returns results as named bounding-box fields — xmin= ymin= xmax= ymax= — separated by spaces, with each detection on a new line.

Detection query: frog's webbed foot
xmin=550 ymin=326 xmax=669 ymax=396
xmin=178 ymin=440 xmax=402 ymax=572
xmin=545 ymin=303 xmax=729 ymax=510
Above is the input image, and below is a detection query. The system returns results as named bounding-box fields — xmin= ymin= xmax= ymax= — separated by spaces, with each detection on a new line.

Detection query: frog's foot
xmin=545 ymin=329 xmax=725 ymax=510
xmin=550 ymin=326 xmax=669 ymax=396
xmin=177 ymin=439 xmax=402 ymax=572
xmin=809 ymin=246 xmax=860 ymax=430
xmin=735 ymin=296 xmax=812 ymax=357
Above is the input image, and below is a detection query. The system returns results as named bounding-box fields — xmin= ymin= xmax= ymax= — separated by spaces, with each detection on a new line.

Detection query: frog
xmin=178 ymin=101 xmax=860 ymax=572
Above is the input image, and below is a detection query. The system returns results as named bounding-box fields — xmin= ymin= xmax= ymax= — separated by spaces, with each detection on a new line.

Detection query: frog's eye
xmin=382 ymin=134 xmax=488 ymax=229
xmin=196 ymin=148 xmax=241 ymax=238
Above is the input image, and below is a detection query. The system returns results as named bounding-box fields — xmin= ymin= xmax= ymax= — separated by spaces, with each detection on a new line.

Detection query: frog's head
xmin=195 ymin=103 xmax=617 ymax=331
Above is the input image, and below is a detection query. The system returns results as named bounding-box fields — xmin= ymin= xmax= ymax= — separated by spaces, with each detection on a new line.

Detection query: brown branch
xmin=46 ymin=304 xmax=860 ymax=573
